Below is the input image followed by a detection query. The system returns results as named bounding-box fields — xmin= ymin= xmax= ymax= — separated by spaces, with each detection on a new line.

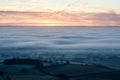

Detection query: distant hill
xmin=3 ymin=58 xmax=43 ymax=68
xmin=43 ymin=64 xmax=120 ymax=80
xmin=76 ymin=70 xmax=120 ymax=80
xmin=2 ymin=59 xmax=120 ymax=80
xmin=43 ymin=64 xmax=114 ymax=76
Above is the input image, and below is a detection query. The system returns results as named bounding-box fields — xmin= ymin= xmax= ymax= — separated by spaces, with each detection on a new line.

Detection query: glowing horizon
xmin=0 ymin=0 xmax=120 ymax=26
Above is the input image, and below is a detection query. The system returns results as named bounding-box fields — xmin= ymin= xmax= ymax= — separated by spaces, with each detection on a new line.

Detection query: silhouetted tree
xmin=3 ymin=58 xmax=43 ymax=66
xmin=0 ymin=70 xmax=4 ymax=76
xmin=66 ymin=61 xmax=70 ymax=64
xmin=20 ymin=68 xmax=28 ymax=73
xmin=5 ymin=76 xmax=11 ymax=80
xmin=57 ymin=74 xmax=69 ymax=80
xmin=36 ymin=62 xmax=43 ymax=69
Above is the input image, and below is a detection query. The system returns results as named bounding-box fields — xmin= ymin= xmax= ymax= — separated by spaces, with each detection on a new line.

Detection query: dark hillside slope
xmin=76 ymin=70 xmax=120 ymax=80
xmin=43 ymin=64 xmax=114 ymax=77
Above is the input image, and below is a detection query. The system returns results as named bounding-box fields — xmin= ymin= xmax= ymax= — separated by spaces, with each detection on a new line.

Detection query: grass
xmin=0 ymin=62 xmax=120 ymax=80
xmin=43 ymin=64 xmax=114 ymax=77
xmin=0 ymin=64 xmax=56 ymax=80
xmin=10 ymin=75 xmax=53 ymax=80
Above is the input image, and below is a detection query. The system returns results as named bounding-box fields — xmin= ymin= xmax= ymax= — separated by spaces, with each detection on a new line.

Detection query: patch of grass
xmin=11 ymin=75 xmax=54 ymax=80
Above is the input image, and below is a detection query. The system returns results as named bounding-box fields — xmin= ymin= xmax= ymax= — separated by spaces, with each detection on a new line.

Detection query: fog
xmin=0 ymin=26 xmax=120 ymax=56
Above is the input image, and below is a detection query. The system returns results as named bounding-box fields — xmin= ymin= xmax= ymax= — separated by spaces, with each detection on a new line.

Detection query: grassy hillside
xmin=0 ymin=64 xmax=55 ymax=80
xmin=0 ymin=60 xmax=120 ymax=80
xmin=43 ymin=64 xmax=114 ymax=77
xmin=73 ymin=70 xmax=120 ymax=80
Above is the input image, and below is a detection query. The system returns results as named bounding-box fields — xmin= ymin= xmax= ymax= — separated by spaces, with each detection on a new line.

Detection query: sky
xmin=0 ymin=0 xmax=120 ymax=26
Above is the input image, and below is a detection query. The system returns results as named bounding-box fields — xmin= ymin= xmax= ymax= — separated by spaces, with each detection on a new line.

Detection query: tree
xmin=20 ymin=68 xmax=28 ymax=73
xmin=0 ymin=70 xmax=4 ymax=76
xmin=57 ymin=74 xmax=69 ymax=80
xmin=4 ymin=76 xmax=11 ymax=80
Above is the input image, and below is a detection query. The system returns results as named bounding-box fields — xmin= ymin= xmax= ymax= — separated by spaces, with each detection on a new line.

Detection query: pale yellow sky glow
xmin=0 ymin=0 xmax=120 ymax=26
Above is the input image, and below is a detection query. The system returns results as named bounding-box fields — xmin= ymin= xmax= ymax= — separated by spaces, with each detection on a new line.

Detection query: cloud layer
xmin=0 ymin=11 xmax=120 ymax=26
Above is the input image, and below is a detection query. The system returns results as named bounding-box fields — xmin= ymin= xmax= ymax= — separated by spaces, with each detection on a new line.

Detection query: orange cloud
xmin=0 ymin=11 xmax=120 ymax=26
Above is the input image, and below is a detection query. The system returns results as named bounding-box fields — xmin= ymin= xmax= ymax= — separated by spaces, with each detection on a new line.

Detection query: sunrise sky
xmin=0 ymin=0 xmax=120 ymax=26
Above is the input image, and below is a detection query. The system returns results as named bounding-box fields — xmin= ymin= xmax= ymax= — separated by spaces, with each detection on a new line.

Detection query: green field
xmin=0 ymin=64 xmax=55 ymax=80
xmin=0 ymin=63 xmax=120 ymax=80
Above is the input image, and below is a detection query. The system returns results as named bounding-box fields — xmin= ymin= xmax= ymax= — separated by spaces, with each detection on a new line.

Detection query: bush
xmin=57 ymin=74 xmax=69 ymax=80
xmin=20 ymin=68 xmax=28 ymax=73
xmin=0 ymin=70 xmax=4 ymax=76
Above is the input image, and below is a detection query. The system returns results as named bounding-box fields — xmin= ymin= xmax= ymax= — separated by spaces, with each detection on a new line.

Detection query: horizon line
xmin=0 ymin=25 xmax=120 ymax=27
